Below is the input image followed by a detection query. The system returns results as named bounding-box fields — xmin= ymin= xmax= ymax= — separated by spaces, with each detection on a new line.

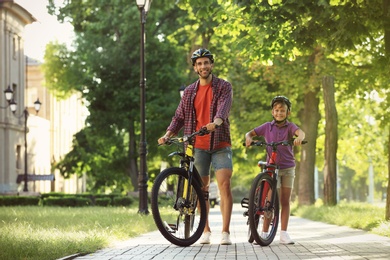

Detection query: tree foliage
xmin=45 ymin=0 xmax=188 ymax=192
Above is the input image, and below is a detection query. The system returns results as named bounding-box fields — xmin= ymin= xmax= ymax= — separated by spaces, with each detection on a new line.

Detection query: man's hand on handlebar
xmin=158 ymin=131 xmax=174 ymax=145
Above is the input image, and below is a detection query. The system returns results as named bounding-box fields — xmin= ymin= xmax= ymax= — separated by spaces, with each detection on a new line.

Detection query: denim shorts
xmin=277 ymin=167 xmax=295 ymax=189
xmin=194 ymin=147 xmax=233 ymax=177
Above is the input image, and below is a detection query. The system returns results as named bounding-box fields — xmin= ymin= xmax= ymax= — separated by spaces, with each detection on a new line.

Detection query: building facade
xmin=0 ymin=1 xmax=87 ymax=194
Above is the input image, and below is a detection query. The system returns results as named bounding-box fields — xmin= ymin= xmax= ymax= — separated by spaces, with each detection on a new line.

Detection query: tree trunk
xmin=386 ymin=126 xmax=390 ymax=220
xmin=298 ymin=89 xmax=320 ymax=205
xmin=322 ymin=76 xmax=338 ymax=206
xmin=128 ymin=121 xmax=139 ymax=191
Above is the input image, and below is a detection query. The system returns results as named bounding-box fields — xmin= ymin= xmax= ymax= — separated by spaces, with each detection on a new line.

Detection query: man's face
xmin=193 ymin=57 xmax=213 ymax=79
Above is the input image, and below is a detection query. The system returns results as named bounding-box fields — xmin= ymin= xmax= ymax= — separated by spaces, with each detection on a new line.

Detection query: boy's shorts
xmin=277 ymin=167 xmax=295 ymax=189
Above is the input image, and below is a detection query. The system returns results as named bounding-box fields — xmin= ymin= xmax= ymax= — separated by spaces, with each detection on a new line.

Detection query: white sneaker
xmin=280 ymin=231 xmax=295 ymax=244
xmin=253 ymin=232 xmax=268 ymax=245
xmin=199 ymin=231 xmax=211 ymax=244
xmin=220 ymin=232 xmax=232 ymax=245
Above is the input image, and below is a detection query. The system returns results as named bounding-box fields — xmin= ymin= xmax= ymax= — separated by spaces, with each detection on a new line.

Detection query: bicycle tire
xmin=151 ymin=167 xmax=207 ymax=246
xmin=248 ymin=172 xmax=279 ymax=246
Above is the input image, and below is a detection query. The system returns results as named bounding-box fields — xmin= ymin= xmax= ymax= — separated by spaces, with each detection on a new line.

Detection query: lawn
xmin=291 ymin=200 xmax=390 ymax=237
xmin=0 ymin=206 xmax=157 ymax=260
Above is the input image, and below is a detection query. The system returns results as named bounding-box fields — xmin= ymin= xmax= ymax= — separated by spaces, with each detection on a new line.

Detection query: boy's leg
xmin=279 ymin=186 xmax=292 ymax=230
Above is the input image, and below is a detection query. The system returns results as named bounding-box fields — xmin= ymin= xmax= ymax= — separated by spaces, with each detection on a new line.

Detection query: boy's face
xmin=271 ymin=102 xmax=290 ymax=122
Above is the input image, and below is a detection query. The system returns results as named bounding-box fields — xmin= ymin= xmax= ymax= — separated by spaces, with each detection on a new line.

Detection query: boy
xmin=244 ymin=95 xmax=305 ymax=244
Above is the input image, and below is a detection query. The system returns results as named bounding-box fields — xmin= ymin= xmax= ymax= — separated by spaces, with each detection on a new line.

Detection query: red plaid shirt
xmin=167 ymin=75 xmax=232 ymax=150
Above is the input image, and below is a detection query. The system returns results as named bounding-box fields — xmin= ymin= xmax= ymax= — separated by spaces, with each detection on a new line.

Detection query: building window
xmin=11 ymin=84 xmax=17 ymax=103
xmin=16 ymin=145 xmax=21 ymax=170
xmin=13 ymin=36 xmax=17 ymax=60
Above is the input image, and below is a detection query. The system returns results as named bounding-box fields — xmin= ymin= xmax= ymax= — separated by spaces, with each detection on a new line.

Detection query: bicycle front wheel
xmin=248 ymin=172 xmax=279 ymax=246
xmin=151 ymin=167 xmax=207 ymax=246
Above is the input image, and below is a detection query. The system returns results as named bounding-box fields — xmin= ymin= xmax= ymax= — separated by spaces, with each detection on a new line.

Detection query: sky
xmin=15 ymin=0 xmax=74 ymax=62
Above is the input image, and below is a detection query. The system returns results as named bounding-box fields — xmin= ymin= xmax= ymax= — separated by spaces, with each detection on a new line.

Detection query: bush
xmin=232 ymin=185 xmax=249 ymax=203
xmin=95 ymin=197 xmax=111 ymax=206
xmin=112 ymin=196 xmax=134 ymax=207
xmin=42 ymin=196 xmax=92 ymax=207
xmin=0 ymin=196 xmax=40 ymax=206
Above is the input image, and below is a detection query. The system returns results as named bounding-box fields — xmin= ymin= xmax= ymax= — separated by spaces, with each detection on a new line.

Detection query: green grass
xmin=291 ymin=200 xmax=390 ymax=237
xmin=0 ymin=206 xmax=157 ymax=260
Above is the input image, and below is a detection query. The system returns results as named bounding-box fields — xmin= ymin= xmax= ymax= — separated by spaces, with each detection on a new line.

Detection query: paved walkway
xmin=66 ymin=204 xmax=390 ymax=260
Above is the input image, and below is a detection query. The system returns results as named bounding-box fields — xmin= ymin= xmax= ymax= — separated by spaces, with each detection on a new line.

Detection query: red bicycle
xmin=241 ymin=139 xmax=307 ymax=246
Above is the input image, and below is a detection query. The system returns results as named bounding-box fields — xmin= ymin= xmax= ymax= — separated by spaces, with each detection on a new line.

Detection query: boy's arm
xmin=294 ymin=129 xmax=305 ymax=146
xmin=245 ymin=130 xmax=257 ymax=147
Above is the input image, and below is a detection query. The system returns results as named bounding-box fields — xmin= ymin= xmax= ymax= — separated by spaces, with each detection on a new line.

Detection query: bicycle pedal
xmin=243 ymin=210 xmax=249 ymax=217
xmin=163 ymin=221 xmax=176 ymax=233
xmin=241 ymin=197 xmax=249 ymax=208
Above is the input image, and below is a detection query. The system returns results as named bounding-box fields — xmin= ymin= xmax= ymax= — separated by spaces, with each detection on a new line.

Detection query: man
xmin=158 ymin=48 xmax=233 ymax=245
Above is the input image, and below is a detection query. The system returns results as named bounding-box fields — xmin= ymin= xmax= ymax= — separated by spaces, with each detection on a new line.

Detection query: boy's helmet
xmin=271 ymin=95 xmax=292 ymax=111
xmin=191 ymin=48 xmax=214 ymax=66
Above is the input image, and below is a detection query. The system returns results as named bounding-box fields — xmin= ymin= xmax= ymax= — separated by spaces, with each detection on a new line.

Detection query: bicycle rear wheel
xmin=248 ymin=172 xmax=279 ymax=246
xmin=151 ymin=167 xmax=207 ymax=246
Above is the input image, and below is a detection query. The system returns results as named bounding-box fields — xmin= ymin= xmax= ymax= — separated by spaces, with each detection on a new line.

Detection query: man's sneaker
xmin=199 ymin=231 xmax=211 ymax=244
xmin=220 ymin=232 xmax=232 ymax=245
xmin=280 ymin=231 xmax=295 ymax=245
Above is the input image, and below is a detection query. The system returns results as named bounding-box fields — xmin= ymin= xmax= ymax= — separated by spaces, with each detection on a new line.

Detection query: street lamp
xmin=6 ymin=88 xmax=41 ymax=192
xmin=1 ymin=85 xmax=13 ymax=108
xmin=136 ymin=0 xmax=152 ymax=214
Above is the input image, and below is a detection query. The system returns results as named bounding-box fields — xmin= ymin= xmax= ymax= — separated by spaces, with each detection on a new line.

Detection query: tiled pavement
xmin=63 ymin=204 xmax=390 ymax=260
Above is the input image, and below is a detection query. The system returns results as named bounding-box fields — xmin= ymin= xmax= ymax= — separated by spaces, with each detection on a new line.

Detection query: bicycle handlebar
xmin=243 ymin=139 xmax=307 ymax=148
xmin=160 ymin=127 xmax=210 ymax=146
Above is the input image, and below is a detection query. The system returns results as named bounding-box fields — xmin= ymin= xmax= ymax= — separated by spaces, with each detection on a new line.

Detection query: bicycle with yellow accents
xmin=151 ymin=128 xmax=209 ymax=246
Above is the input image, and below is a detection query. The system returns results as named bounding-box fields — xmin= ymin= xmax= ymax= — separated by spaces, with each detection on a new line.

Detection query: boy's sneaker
xmin=280 ymin=231 xmax=295 ymax=244
xmin=220 ymin=232 xmax=232 ymax=245
xmin=199 ymin=231 xmax=211 ymax=244
xmin=253 ymin=232 xmax=268 ymax=245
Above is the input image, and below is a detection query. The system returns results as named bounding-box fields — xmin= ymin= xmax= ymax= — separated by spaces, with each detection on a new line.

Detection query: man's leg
xmin=215 ymin=168 xmax=233 ymax=233
xmin=201 ymin=175 xmax=211 ymax=232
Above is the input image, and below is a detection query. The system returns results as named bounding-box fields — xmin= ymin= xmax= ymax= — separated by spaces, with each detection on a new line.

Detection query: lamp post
xmin=179 ymin=85 xmax=186 ymax=98
xmin=5 ymin=87 xmax=41 ymax=192
xmin=136 ymin=0 xmax=152 ymax=214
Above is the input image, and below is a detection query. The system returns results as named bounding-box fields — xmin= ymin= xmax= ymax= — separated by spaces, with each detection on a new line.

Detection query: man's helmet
xmin=191 ymin=48 xmax=214 ymax=66
xmin=271 ymin=95 xmax=292 ymax=111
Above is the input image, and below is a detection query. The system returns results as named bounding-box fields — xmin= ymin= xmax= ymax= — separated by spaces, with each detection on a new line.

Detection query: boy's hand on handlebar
xmin=245 ymin=136 xmax=253 ymax=147
xmin=293 ymin=137 xmax=304 ymax=146
xmin=244 ymin=130 xmax=255 ymax=147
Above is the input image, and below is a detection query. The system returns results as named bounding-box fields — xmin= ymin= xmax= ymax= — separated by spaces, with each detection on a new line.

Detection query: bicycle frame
xmin=166 ymin=132 xmax=206 ymax=212
xmin=257 ymin=144 xmax=280 ymax=216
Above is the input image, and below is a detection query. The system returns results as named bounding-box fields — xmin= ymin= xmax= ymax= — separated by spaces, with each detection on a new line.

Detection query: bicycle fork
xmin=175 ymin=160 xmax=196 ymax=214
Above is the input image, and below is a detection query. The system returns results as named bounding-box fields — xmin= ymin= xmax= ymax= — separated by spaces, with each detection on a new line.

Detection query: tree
xmin=322 ymin=76 xmax=338 ymax=205
xmin=45 ymin=0 xmax=189 ymax=192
